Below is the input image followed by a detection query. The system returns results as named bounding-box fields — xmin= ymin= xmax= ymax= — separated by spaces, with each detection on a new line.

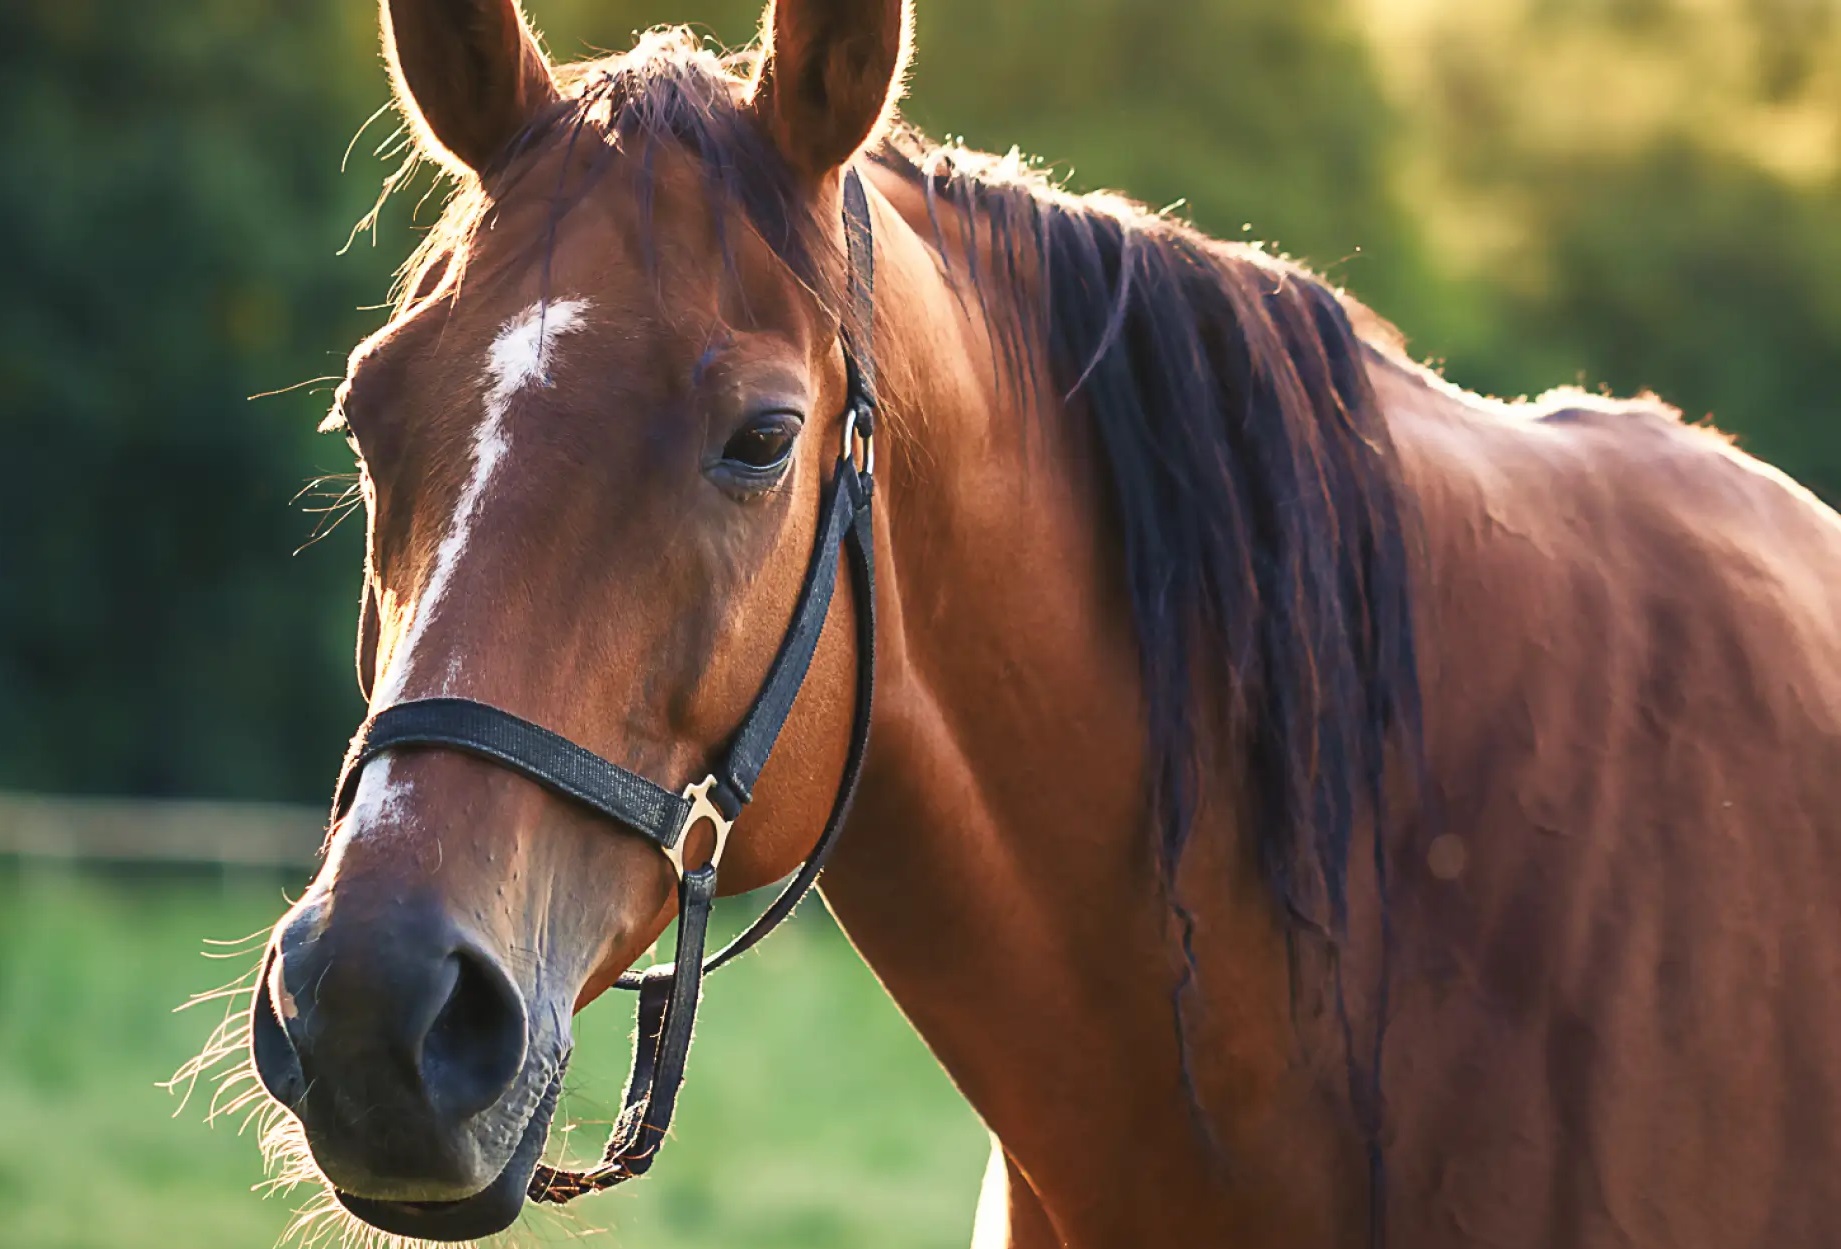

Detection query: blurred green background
xmin=0 ymin=0 xmax=1835 ymax=1245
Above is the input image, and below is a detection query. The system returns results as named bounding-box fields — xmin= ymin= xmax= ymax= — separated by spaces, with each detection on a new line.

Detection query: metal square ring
xmin=662 ymin=775 xmax=734 ymax=879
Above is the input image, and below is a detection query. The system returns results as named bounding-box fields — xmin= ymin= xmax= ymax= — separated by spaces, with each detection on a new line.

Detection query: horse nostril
xmin=250 ymin=952 xmax=306 ymax=1108
xmin=419 ymin=945 xmax=528 ymax=1121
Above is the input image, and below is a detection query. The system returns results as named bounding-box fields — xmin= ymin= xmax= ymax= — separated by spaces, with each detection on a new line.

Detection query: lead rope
xmin=526 ymin=168 xmax=879 ymax=1204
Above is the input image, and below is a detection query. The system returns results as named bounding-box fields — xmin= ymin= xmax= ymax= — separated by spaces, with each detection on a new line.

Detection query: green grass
xmin=0 ymin=863 xmax=985 ymax=1249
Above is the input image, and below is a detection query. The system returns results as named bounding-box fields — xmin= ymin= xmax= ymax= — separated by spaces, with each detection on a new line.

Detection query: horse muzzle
xmin=250 ymin=888 xmax=565 ymax=1241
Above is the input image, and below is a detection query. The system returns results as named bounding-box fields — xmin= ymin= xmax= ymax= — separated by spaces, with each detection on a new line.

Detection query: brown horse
xmin=232 ymin=0 xmax=1841 ymax=1244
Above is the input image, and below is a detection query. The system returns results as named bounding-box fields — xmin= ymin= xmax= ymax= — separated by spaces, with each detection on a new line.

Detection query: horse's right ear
xmin=749 ymin=0 xmax=913 ymax=178
xmin=380 ymin=0 xmax=559 ymax=177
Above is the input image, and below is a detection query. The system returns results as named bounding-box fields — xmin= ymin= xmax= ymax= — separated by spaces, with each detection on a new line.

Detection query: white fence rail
xmin=0 ymin=791 xmax=323 ymax=870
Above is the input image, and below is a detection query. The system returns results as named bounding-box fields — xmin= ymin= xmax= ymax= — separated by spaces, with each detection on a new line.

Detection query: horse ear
xmin=749 ymin=0 xmax=913 ymax=177
xmin=380 ymin=0 xmax=559 ymax=176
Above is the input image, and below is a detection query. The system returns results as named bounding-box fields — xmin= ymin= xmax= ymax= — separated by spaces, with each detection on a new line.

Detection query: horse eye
xmin=720 ymin=416 xmax=799 ymax=472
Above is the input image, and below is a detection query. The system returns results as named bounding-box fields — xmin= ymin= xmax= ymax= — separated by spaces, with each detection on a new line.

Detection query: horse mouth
xmin=333 ymin=1068 xmax=562 ymax=1242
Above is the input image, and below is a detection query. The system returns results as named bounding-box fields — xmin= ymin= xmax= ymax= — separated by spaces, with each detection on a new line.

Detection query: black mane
xmin=871 ymin=130 xmax=1422 ymax=936
xmin=872 ymin=128 xmax=1424 ymax=1200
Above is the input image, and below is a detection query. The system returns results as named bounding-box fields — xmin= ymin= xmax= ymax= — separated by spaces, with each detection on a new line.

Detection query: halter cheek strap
xmin=327 ymin=168 xmax=880 ymax=1203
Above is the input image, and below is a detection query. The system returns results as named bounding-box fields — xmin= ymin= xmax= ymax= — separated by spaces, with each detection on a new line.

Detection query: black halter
xmin=329 ymin=170 xmax=880 ymax=1204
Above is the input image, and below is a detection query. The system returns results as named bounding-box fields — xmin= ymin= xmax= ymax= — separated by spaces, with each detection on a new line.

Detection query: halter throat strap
xmin=325 ymin=168 xmax=880 ymax=1203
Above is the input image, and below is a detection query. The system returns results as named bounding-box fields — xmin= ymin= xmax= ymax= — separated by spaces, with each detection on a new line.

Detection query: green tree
xmin=1357 ymin=0 xmax=1841 ymax=500
xmin=0 ymin=0 xmax=390 ymax=798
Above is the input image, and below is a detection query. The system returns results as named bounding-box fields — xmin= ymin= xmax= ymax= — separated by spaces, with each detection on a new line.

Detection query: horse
xmin=229 ymin=0 xmax=1841 ymax=1244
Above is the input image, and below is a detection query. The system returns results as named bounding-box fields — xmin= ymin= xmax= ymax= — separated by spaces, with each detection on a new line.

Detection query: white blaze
xmin=341 ymin=298 xmax=592 ymax=838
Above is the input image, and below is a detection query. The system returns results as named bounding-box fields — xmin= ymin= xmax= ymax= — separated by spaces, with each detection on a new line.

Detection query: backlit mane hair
xmin=384 ymin=22 xmax=1424 ymax=1191
xmin=874 ymin=125 xmax=1423 ymax=936
xmin=869 ymin=132 xmax=1425 ymax=1181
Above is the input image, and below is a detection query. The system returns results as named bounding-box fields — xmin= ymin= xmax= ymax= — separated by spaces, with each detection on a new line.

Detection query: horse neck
xmin=814 ymin=167 xmax=1366 ymax=1243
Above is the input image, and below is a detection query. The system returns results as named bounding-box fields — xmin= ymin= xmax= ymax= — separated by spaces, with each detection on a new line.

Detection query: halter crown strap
xmin=840 ymin=167 xmax=878 ymax=434
xmin=325 ymin=167 xmax=880 ymax=1205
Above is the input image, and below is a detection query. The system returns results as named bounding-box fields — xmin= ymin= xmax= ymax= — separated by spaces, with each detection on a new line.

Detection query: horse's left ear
xmin=381 ymin=0 xmax=559 ymax=177
xmin=749 ymin=0 xmax=913 ymax=177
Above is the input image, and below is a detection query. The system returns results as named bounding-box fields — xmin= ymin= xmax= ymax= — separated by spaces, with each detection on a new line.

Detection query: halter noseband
xmin=328 ymin=169 xmax=880 ymax=1204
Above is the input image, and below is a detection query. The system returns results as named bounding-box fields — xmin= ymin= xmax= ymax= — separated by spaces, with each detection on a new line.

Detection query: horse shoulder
xmin=1363 ymin=348 xmax=1841 ymax=1246
xmin=1371 ymin=352 xmax=1841 ymax=742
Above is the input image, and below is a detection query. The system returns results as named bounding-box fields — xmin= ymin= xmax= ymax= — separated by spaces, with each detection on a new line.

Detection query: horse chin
xmin=333 ymin=1069 xmax=561 ymax=1243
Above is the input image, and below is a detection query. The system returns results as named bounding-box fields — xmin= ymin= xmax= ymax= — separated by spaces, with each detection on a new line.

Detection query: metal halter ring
xmin=842 ymin=405 xmax=875 ymax=477
xmin=662 ymin=775 xmax=734 ymax=879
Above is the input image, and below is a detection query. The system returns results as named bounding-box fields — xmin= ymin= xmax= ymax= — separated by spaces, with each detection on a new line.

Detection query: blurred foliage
xmin=0 ymin=0 xmax=393 ymax=800
xmin=1356 ymin=0 xmax=1841 ymax=490
xmin=0 ymin=0 xmax=1834 ymax=803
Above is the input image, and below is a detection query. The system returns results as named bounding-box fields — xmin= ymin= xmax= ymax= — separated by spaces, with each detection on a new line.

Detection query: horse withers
xmin=231 ymin=0 xmax=1841 ymax=1245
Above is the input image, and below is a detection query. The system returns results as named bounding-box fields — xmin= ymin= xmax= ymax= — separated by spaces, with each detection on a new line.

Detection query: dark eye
xmin=720 ymin=415 xmax=800 ymax=472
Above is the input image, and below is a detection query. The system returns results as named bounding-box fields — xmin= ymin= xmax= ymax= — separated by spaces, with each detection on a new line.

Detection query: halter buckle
xmin=842 ymin=405 xmax=875 ymax=478
xmin=663 ymin=775 xmax=734 ymax=879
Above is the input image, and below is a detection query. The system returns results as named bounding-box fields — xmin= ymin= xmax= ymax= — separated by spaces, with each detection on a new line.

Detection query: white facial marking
xmin=342 ymin=754 xmax=405 ymax=840
xmin=345 ymin=298 xmax=592 ymax=839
